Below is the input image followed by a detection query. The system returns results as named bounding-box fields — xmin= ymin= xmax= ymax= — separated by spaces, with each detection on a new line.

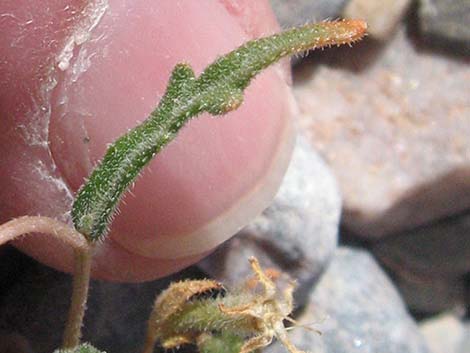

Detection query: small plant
xmin=0 ymin=19 xmax=366 ymax=353
xmin=144 ymin=257 xmax=308 ymax=353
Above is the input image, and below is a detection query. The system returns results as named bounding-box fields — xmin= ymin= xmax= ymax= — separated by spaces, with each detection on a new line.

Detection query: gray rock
xmin=198 ymin=135 xmax=341 ymax=306
xmin=418 ymin=0 xmax=470 ymax=53
xmin=420 ymin=314 xmax=468 ymax=353
xmin=266 ymin=247 xmax=430 ymax=353
xmin=269 ymin=0 xmax=349 ymax=27
xmin=343 ymin=0 xmax=412 ymax=39
xmin=294 ymin=27 xmax=470 ymax=238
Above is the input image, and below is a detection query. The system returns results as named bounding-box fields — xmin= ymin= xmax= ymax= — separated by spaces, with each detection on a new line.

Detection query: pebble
xmin=373 ymin=213 xmax=470 ymax=277
xmin=294 ymin=26 xmax=470 ymax=238
xmin=418 ymin=0 xmax=470 ymax=53
xmin=198 ymin=135 xmax=341 ymax=306
xmin=343 ymin=0 xmax=412 ymax=39
xmin=371 ymin=212 xmax=470 ymax=313
xmin=459 ymin=323 xmax=470 ymax=353
xmin=266 ymin=247 xmax=430 ymax=353
xmin=269 ymin=0 xmax=349 ymax=27
xmin=391 ymin=274 xmax=466 ymax=314
xmin=420 ymin=314 xmax=469 ymax=353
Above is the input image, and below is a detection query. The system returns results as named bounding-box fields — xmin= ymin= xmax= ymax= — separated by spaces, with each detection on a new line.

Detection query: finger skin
xmin=0 ymin=0 xmax=295 ymax=281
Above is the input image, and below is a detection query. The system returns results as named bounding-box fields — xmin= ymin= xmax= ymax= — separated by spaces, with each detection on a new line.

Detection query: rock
xmin=343 ymin=0 xmax=411 ymax=39
xmin=459 ymin=323 xmax=470 ymax=353
xmin=420 ymin=314 xmax=468 ymax=353
xmin=294 ymin=27 xmax=470 ymax=238
xmin=269 ymin=0 xmax=349 ymax=27
xmin=0 ymin=248 xmax=198 ymax=353
xmin=266 ymin=247 xmax=430 ymax=353
xmin=372 ymin=213 xmax=470 ymax=278
xmin=371 ymin=212 xmax=470 ymax=313
xmin=373 ymin=213 xmax=470 ymax=278
xmin=418 ymin=0 xmax=470 ymax=53
xmin=198 ymin=135 xmax=341 ymax=306
xmin=391 ymin=274 xmax=466 ymax=314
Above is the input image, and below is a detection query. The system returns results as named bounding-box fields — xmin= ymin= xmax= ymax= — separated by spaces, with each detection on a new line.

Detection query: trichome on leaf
xmin=71 ymin=20 xmax=367 ymax=243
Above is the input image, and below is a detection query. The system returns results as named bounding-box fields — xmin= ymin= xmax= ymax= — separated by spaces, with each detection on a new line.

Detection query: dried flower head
xmin=145 ymin=257 xmax=310 ymax=353
xmin=219 ymin=257 xmax=307 ymax=353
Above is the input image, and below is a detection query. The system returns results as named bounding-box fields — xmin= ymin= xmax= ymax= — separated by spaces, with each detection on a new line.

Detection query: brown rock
xmin=373 ymin=213 xmax=470 ymax=277
xmin=392 ymin=273 xmax=466 ymax=313
xmin=294 ymin=28 xmax=470 ymax=237
xmin=371 ymin=212 xmax=470 ymax=313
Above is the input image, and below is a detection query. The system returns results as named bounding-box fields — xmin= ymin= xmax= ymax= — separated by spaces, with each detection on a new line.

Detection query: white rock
xmin=420 ymin=314 xmax=468 ymax=353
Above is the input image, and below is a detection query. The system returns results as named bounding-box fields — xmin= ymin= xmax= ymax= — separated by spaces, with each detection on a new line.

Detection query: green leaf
xmin=54 ymin=343 xmax=106 ymax=353
xmin=71 ymin=20 xmax=367 ymax=241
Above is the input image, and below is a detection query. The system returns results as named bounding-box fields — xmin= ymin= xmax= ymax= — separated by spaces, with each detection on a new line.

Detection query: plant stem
xmin=62 ymin=245 xmax=93 ymax=349
xmin=141 ymin=331 xmax=157 ymax=353
xmin=0 ymin=216 xmax=88 ymax=250
xmin=0 ymin=216 xmax=92 ymax=348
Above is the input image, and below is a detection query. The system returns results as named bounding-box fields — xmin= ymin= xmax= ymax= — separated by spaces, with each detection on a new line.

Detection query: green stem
xmin=197 ymin=332 xmax=245 ymax=353
xmin=62 ymin=245 xmax=93 ymax=349
xmin=71 ymin=20 xmax=367 ymax=242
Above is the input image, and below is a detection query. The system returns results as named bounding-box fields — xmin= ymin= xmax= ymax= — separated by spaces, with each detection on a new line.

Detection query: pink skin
xmin=0 ymin=0 xmax=295 ymax=282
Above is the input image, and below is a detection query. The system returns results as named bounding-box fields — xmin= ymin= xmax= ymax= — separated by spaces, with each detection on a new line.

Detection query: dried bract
xmin=145 ymin=257 xmax=309 ymax=353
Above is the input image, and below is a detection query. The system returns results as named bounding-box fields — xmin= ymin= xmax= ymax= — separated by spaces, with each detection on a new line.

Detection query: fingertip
xmin=6 ymin=0 xmax=295 ymax=281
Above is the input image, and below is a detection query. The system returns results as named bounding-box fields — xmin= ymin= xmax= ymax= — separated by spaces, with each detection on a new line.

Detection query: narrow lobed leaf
xmin=71 ymin=20 xmax=367 ymax=241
